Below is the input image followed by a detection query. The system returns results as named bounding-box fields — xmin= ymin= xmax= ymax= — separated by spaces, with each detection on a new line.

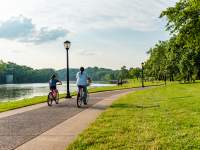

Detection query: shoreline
xmin=0 ymin=80 xmax=163 ymax=113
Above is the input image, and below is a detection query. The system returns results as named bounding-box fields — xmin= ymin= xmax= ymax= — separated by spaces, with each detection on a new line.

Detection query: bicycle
xmin=77 ymin=86 xmax=89 ymax=108
xmin=47 ymin=84 xmax=61 ymax=106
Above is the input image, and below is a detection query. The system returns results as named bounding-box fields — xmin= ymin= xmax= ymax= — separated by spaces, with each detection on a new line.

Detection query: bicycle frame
xmin=51 ymin=89 xmax=58 ymax=98
xmin=47 ymin=84 xmax=61 ymax=106
xmin=77 ymin=85 xmax=88 ymax=107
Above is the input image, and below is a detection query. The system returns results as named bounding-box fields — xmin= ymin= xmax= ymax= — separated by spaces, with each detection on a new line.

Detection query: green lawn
xmin=0 ymin=80 xmax=163 ymax=113
xmin=67 ymin=83 xmax=200 ymax=150
xmin=89 ymin=80 xmax=163 ymax=93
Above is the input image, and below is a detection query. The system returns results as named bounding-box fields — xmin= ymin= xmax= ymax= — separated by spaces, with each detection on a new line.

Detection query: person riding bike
xmin=76 ymin=67 xmax=91 ymax=105
xmin=49 ymin=74 xmax=62 ymax=96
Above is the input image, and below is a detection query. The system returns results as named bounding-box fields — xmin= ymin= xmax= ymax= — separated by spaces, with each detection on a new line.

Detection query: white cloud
xmin=0 ymin=15 xmax=69 ymax=44
xmin=21 ymin=27 xmax=69 ymax=44
xmin=0 ymin=0 xmax=177 ymax=32
xmin=77 ymin=49 xmax=101 ymax=56
xmin=30 ymin=0 xmax=177 ymax=32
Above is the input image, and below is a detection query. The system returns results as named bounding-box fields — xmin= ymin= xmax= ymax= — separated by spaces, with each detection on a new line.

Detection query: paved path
xmin=0 ymin=88 xmax=146 ymax=150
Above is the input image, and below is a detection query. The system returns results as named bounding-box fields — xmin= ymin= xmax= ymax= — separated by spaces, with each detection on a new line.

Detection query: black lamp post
xmin=141 ymin=62 xmax=144 ymax=87
xmin=164 ymin=70 xmax=167 ymax=86
xmin=64 ymin=40 xmax=72 ymax=98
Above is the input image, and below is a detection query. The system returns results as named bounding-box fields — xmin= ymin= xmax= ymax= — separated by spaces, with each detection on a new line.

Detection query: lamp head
xmin=64 ymin=40 xmax=71 ymax=50
xmin=141 ymin=62 xmax=144 ymax=67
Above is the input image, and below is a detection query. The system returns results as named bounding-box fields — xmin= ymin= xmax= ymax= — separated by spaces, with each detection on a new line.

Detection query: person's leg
xmin=83 ymin=86 xmax=87 ymax=103
xmin=77 ymin=86 xmax=81 ymax=97
xmin=52 ymin=86 xmax=57 ymax=97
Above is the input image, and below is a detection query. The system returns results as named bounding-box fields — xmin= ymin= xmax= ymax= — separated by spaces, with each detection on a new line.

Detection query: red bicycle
xmin=47 ymin=84 xmax=61 ymax=106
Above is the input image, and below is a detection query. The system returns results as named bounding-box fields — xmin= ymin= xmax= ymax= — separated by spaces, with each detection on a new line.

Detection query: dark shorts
xmin=50 ymin=86 xmax=56 ymax=90
xmin=78 ymin=85 xmax=87 ymax=90
xmin=78 ymin=85 xmax=87 ymax=93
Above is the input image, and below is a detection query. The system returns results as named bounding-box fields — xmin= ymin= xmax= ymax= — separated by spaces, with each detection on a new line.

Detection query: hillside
xmin=57 ymin=67 xmax=120 ymax=81
xmin=0 ymin=61 xmax=122 ymax=83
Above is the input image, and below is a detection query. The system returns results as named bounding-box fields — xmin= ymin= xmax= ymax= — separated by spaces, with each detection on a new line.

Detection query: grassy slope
xmin=67 ymin=83 xmax=200 ymax=150
xmin=0 ymin=80 xmax=163 ymax=113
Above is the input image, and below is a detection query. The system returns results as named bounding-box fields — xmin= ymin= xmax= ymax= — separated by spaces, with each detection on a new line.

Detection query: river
xmin=0 ymin=82 xmax=115 ymax=102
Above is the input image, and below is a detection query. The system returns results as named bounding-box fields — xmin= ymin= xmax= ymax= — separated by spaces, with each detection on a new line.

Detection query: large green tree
xmin=145 ymin=0 xmax=200 ymax=82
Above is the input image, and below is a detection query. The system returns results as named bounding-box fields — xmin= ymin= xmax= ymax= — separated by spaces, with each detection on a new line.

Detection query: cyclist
xmin=76 ymin=67 xmax=91 ymax=104
xmin=49 ymin=74 xmax=62 ymax=96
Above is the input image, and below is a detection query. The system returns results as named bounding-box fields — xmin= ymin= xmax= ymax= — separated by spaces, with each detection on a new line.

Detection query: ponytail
xmin=80 ymin=67 xmax=84 ymax=75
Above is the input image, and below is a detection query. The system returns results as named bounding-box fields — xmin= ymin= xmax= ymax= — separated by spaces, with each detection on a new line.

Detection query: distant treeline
xmin=0 ymin=61 xmax=57 ymax=84
xmin=51 ymin=66 xmax=142 ymax=82
xmin=0 ymin=61 xmax=142 ymax=84
xmin=57 ymin=67 xmax=120 ymax=81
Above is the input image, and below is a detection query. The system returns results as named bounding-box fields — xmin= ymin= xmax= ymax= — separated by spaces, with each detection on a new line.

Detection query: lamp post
xmin=164 ymin=70 xmax=167 ymax=86
xmin=64 ymin=40 xmax=72 ymax=98
xmin=141 ymin=62 xmax=144 ymax=87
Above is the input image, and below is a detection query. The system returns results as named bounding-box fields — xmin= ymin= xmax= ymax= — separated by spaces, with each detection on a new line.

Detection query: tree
xmin=160 ymin=0 xmax=200 ymax=81
xmin=120 ymin=66 xmax=129 ymax=80
xmin=129 ymin=67 xmax=141 ymax=80
xmin=145 ymin=0 xmax=200 ymax=82
xmin=0 ymin=60 xmax=6 ymax=83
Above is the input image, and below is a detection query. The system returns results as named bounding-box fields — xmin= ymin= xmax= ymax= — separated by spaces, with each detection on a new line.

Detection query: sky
xmin=0 ymin=0 xmax=177 ymax=70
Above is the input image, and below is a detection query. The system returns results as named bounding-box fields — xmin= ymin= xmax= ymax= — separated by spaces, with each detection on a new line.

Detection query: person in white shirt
xmin=76 ymin=67 xmax=91 ymax=104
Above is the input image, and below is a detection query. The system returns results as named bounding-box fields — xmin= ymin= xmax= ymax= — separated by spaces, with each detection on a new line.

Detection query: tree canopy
xmin=145 ymin=0 xmax=200 ymax=82
xmin=0 ymin=61 xmax=57 ymax=84
xmin=0 ymin=61 xmax=142 ymax=84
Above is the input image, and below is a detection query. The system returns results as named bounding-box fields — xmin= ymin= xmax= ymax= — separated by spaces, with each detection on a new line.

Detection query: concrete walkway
xmin=16 ymin=92 xmax=131 ymax=150
xmin=0 ymin=88 xmax=147 ymax=150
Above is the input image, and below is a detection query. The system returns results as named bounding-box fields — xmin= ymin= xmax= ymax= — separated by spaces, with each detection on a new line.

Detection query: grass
xmin=67 ymin=83 xmax=200 ymax=150
xmin=0 ymin=93 xmax=74 ymax=112
xmin=0 ymin=80 xmax=163 ymax=113
xmin=89 ymin=80 xmax=163 ymax=93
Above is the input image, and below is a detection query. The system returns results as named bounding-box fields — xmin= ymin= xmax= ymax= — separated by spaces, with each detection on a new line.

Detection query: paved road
xmin=0 ymin=88 xmax=143 ymax=150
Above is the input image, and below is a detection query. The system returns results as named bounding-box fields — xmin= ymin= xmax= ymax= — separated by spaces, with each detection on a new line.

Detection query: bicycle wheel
xmin=77 ymin=89 xmax=83 ymax=108
xmin=55 ymin=92 xmax=59 ymax=104
xmin=47 ymin=92 xmax=53 ymax=106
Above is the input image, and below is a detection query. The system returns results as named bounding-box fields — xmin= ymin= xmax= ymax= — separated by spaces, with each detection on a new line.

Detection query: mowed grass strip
xmin=0 ymin=93 xmax=73 ymax=112
xmin=67 ymin=83 xmax=200 ymax=150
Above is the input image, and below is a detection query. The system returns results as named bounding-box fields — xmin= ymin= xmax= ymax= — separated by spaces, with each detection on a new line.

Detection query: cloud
xmin=77 ymin=50 xmax=100 ymax=56
xmin=0 ymin=15 xmax=69 ymax=44
xmin=39 ymin=0 xmax=177 ymax=32
xmin=21 ymin=27 xmax=68 ymax=44
xmin=0 ymin=0 xmax=177 ymax=33
xmin=0 ymin=16 xmax=34 ymax=39
xmin=11 ymin=50 xmax=22 ymax=53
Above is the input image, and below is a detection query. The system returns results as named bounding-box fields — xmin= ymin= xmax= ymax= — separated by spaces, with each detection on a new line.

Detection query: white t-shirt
xmin=76 ymin=71 xmax=88 ymax=86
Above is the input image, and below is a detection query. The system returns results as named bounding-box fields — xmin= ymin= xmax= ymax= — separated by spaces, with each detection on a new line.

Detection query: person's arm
xmin=88 ymin=77 xmax=92 ymax=83
xmin=86 ymin=73 xmax=92 ymax=84
xmin=76 ymin=72 xmax=79 ymax=79
xmin=56 ymin=79 xmax=62 ymax=85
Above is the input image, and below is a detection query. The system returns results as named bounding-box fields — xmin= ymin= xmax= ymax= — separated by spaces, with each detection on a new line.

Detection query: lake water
xmin=0 ymin=82 xmax=115 ymax=102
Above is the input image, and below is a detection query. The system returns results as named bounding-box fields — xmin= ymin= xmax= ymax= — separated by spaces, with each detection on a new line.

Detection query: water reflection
xmin=0 ymin=86 xmax=33 ymax=101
